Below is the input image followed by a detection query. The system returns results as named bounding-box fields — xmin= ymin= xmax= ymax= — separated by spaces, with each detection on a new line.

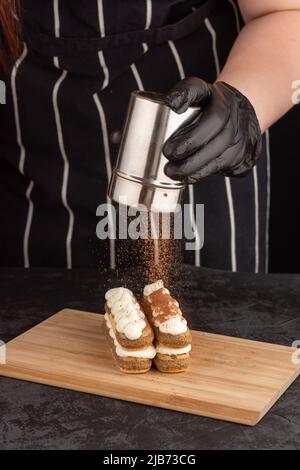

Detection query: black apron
xmin=0 ymin=0 xmax=269 ymax=272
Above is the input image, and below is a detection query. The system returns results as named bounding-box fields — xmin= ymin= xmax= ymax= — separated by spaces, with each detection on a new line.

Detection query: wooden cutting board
xmin=1 ymin=309 xmax=300 ymax=426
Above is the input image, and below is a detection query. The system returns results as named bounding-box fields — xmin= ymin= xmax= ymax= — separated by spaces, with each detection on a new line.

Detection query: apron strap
xmin=23 ymin=0 xmax=221 ymax=58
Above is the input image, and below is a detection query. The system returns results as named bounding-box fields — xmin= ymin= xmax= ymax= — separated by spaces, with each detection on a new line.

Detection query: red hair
xmin=0 ymin=0 xmax=21 ymax=74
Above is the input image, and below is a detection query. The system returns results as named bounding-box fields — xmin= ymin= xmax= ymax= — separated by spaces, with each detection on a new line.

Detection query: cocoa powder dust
xmin=140 ymin=212 xmax=182 ymax=288
xmin=96 ymin=206 xmax=183 ymax=297
xmin=116 ymin=209 xmax=182 ymax=292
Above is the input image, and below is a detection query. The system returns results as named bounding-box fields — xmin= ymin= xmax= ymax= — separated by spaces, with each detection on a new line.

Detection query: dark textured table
xmin=0 ymin=266 xmax=300 ymax=450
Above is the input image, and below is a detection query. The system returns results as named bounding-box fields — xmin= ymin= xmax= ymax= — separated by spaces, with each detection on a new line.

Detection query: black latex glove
xmin=163 ymin=77 xmax=262 ymax=183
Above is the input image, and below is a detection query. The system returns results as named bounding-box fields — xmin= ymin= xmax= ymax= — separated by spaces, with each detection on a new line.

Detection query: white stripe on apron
xmin=130 ymin=64 xmax=143 ymax=90
xmin=265 ymin=129 xmax=271 ymax=273
xmin=53 ymin=0 xmax=60 ymax=37
xmin=227 ymin=0 xmax=262 ymax=272
xmin=53 ymin=0 xmax=74 ymax=268
xmin=93 ymin=94 xmax=116 ymax=269
xmin=204 ymin=17 xmax=237 ymax=272
xmin=145 ymin=0 xmax=152 ymax=30
xmin=168 ymin=39 xmax=201 ymax=267
xmin=24 ymin=181 xmax=34 ymax=269
xmin=96 ymin=2 xmax=109 ymax=90
xmin=253 ymin=167 xmax=259 ymax=272
xmin=142 ymin=1 xmax=152 ymax=54
xmin=11 ymin=44 xmax=34 ymax=268
xmin=96 ymin=0 xmax=116 ymax=269
xmin=98 ymin=51 xmax=109 ymax=89
xmin=93 ymin=96 xmax=112 ymax=181
xmin=52 ymin=67 xmax=74 ymax=269
xmin=11 ymin=45 xmax=28 ymax=175
xmin=97 ymin=0 xmax=105 ymax=38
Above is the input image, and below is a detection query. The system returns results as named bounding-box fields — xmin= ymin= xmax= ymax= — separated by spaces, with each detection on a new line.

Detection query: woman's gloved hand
xmin=163 ymin=77 xmax=262 ymax=183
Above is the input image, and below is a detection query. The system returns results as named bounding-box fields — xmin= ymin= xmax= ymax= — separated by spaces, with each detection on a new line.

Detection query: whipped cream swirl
xmin=105 ymin=287 xmax=146 ymax=340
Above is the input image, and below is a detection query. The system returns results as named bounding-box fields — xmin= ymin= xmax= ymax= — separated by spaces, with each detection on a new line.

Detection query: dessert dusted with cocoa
xmin=104 ymin=283 xmax=192 ymax=374
xmin=143 ymin=280 xmax=192 ymax=373
xmin=104 ymin=287 xmax=155 ymax=373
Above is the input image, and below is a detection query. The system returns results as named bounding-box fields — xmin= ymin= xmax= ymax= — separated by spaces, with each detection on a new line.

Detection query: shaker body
xmin=108 ymin=91 xmax=200 ymax=212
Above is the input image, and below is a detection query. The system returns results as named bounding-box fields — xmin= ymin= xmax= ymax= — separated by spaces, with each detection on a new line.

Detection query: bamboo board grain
xmin=1 ymin=309 xmax=300 ymax=426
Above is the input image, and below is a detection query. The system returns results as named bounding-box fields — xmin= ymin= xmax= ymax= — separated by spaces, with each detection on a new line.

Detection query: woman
xmin=0 ymin=0 xmax=299 ymax=272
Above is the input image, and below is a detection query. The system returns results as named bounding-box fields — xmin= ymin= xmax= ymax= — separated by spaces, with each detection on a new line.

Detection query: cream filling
xmin=155 ymin=316 xmax=188 ymax=335
xmin=105 ymin=287 xmax=146 ymax=340
xmin=156 ymin=343 xmax=191 ymax=356
xmin=104 ymin=313 xmax=156 ymax=359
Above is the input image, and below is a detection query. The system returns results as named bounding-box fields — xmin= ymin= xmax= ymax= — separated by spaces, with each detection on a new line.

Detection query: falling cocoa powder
xmin=97 ymin=206 xmax=183 ymax=295
xmin=134 ymin=211 xmax=182 ymax=290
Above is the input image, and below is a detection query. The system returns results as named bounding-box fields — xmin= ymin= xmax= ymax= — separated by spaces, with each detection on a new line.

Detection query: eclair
xmin=104 ymin=287 xmax=156 ymax=374
xmin=105 ymin=287 xmax=154 ymax=349
xmin=143 ymin=280 xmax=192 ymax=373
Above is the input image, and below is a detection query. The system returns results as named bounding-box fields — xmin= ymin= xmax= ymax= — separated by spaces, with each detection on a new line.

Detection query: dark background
xmin=269 ymin=105 xmax=300 ymax=273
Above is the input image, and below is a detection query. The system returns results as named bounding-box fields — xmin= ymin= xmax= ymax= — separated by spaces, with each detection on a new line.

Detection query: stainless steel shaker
xmin=108 ymin=91 xmax=200 ymax=212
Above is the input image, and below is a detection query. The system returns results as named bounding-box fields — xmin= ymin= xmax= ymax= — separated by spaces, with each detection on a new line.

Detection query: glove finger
xmin=163 ymin=103 xmax=231 ymax=161
xmin=185 ymin=159 xmax=219 ymax=182
xmin=187 ymin=139 xmax=245 ymax=182
xmin=165 ymin=77 xmax=211 ymax=114
xmin=164 ymin=126 xmax=234 ymax=180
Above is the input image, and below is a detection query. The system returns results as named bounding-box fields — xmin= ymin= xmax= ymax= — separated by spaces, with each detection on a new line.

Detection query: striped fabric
xmin=0 ymin=0 xmax=269 ymax=272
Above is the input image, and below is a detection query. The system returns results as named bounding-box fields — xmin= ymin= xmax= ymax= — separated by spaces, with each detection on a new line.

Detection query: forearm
xmin=218 ymin=10 xmax=300 ymax=132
